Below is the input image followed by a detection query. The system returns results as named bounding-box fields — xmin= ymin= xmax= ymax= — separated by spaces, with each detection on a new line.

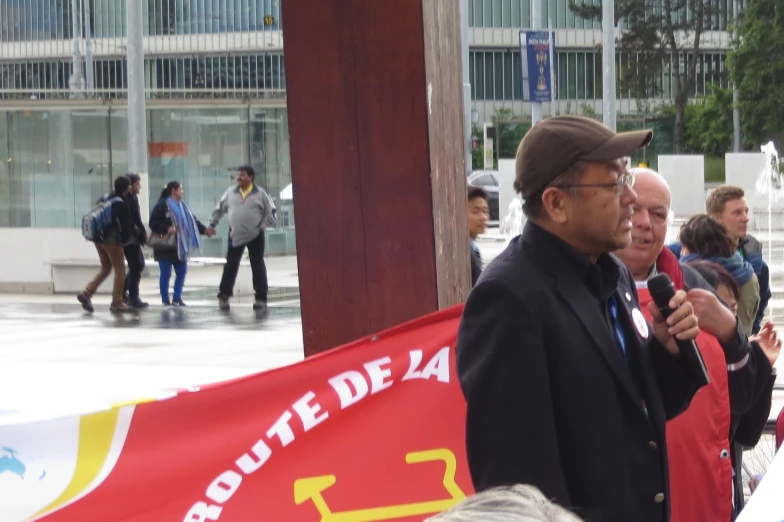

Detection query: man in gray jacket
xmin=207 ymin=166 xmax=276 ymax=311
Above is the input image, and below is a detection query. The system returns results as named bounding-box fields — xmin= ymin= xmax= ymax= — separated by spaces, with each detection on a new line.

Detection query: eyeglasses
xmin=553 ymin=168 xmax=636 ymax=196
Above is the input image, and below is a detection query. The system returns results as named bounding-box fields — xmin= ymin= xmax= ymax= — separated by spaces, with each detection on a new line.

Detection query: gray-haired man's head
xmin=425 ymin=485 xmax=583 ymax=522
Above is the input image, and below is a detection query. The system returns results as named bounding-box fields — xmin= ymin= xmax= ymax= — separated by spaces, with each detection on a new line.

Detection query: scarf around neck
xmin=680 ymin=251 xmax=754 ymax=286
xmin=167 ymin=197 xmax=201 ymax=262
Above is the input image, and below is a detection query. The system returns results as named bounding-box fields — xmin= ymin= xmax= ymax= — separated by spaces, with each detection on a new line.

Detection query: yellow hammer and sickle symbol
xmin=293 ymin=448 xmax=466 ymax=521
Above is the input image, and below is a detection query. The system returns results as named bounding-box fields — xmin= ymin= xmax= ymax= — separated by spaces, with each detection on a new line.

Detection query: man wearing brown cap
xmin=456 ymin=116 xmax=702 ymax=522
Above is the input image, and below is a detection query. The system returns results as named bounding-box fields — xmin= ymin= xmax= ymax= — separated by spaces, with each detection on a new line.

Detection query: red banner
xmin=148 ymin=142 xmax=189 ymax=158
xmin=23 ymin=305 xmax=472 ymax=522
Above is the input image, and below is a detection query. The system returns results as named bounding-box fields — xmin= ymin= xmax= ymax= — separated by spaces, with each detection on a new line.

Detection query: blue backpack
xmin=82 ymin=194 xmax=122 ymax=242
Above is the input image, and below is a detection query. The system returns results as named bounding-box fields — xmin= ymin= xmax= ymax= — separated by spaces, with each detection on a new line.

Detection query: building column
xmin=50 ymin=110 xmax=75 ymax=226
xmin=281 ymin=0 xmax=470 ymax=356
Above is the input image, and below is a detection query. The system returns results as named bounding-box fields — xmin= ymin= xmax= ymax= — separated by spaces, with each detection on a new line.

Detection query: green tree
xmin=728 ymin=0 xmax=784 ymax=150
xmin=471 ymin=124 xmax=484 ymax=170
xmin=570 ymin=0 xmax=713 ymax=153
xmin=683 ymin=85 xmax=734 ymax=156
xmin=492 ymin=108 xmax=531 ymax=161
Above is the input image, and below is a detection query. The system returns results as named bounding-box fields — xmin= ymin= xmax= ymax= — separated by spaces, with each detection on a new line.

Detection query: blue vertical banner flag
xmin=519 ymin=31 xmax=556 ymax=102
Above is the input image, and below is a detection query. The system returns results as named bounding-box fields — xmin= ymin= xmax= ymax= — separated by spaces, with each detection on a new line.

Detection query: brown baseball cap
xmin=515 ymin=116 xmax=653 ymax=198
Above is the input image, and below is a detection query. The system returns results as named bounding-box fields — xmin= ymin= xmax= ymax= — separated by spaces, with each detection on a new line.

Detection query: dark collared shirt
xmin=529 ymin=223 xmax=624 ymax=341
xmin=526 ymin=223 xmax=654 ymax=398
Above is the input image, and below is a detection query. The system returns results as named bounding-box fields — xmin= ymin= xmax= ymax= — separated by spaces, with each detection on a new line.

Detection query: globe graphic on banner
xmin=0 ymin=447 xmax=46 ymax=481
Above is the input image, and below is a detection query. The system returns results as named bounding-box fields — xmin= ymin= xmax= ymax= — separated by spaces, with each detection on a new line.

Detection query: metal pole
xmin=82 ymin=0 xmax=94 ymax=93
xmin=732 ymin=0 xmax=741 ymax=151
xmin=602 ymin=0 xmax=617 ymax=130
xmin=548 ymin=17 xmax=556 ymax=110
xmin=460 ymin=0 xmax=473 ymax=175
xmin=68 ymin=0 xmax=84 ymax=98
xmin=531 ymin=0 xmax=542 ymax=124
xmin=127 ymin=0 xmax=150 ymax=220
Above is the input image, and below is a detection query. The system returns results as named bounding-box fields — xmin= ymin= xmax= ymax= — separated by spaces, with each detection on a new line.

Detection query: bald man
xmin=615 ymin=169 xmax=771 ymax=522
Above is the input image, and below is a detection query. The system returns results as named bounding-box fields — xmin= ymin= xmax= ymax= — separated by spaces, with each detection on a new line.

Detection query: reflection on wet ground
xmin=0 ymin=295 xmax=306 ymax=422
xmin=26 ymin=301 xmax=302 ymax=331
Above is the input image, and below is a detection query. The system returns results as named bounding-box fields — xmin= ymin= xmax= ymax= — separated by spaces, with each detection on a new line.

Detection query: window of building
xmin=466 ymin=0 xmax=734 ymax=30
xmin=0 ymin=0 xmax=284 ymax=42
xmin=0 ymin=52 xmax=285 ymax=99
xmin=0 ymin=106 xmax=292 ymax=258
xmin=469 ymin=49 xmax=728 ymax=102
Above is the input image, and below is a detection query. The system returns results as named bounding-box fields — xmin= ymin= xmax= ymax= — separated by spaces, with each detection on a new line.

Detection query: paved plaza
xmin=1 ymin=228 xmax=782 ymax=430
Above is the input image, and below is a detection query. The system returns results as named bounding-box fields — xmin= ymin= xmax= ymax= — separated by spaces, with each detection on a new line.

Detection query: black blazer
xmin=470 ymin=243 xmax=482 ymax=287
xmin=457 ymin=223 xmax=699 ymax=522
xmin=122 ymin=192 xmax=148 ymax=245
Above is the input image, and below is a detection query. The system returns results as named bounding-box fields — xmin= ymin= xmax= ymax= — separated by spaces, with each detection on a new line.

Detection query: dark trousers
xmin=123 ymin=244 xmax=146 ymax=299
xmin=219 ymin=232 xmax=268 ymax=301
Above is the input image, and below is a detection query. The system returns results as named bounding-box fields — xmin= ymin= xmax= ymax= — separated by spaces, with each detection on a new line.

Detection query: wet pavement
xmin=2 ymin=230 xmax=782 ymax=424
xmin=5 ymin=300 xmax=303 ymax=330
xmin=0 ymin=293 xmax=305 ymax=425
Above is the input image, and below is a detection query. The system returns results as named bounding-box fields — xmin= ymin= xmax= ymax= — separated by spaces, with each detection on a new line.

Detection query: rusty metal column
xmin=282 ymin=0 xmax=470 ymax=356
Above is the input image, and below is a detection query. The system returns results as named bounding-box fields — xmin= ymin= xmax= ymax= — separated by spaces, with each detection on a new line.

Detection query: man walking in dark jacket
xmin=206 ymin=166 xmax=276 ymax=312
xmin=122 ymin=174 xmax=149 ymax=308
xmin=78 ymin=176 xmax=134 ymax=314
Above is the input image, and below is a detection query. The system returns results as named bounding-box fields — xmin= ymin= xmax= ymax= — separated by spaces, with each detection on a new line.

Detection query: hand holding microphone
xmin=647 ymin=274 xmax=710 ymax=388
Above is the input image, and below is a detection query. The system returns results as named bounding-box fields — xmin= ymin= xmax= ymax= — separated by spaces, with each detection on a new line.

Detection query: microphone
xmin=647 ymin=273 xmax=710 ymax=389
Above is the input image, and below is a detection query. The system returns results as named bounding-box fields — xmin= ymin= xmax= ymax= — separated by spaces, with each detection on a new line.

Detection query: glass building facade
xmin=0 ymin=0 xmax=282 ymax=41
xmin=0 ymin=106 xmax=291 ymax=255
xmin=1 ymin=53 xmax=286 ymax=99
xmin=1 ymin=0 xmax=291 ymax=256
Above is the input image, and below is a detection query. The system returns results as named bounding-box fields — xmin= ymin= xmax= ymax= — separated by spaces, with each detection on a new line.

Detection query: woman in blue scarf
xmin=679 ymin=214 xmax=760 ymax=335
xmin=149 ymin=181 xmax=214 ymax=306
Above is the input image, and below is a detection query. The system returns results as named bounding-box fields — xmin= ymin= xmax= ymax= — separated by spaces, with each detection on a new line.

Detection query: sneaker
xmin=128 ymin=297 xmax=149 ymax=309
xmin=172 ymin=299 xmax=187 ymax=307
xmin=218 ymin=294 xmax=230 ymax=311
xmin=253 ymin=299 xmax=268 ymax=312
xmin=162 ymin=300 xmax=172 ymax=306
xmin=110 ymin=302 xmax=134 ymax=314
xmin=77 ymin=292 xmax=94 ymax=313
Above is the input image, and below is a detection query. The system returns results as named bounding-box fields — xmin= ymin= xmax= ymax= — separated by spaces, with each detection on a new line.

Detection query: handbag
xmin=148 ymin=231 xmax=177 ymax=250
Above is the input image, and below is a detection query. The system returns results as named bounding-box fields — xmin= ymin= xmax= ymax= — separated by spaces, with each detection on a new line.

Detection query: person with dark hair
xmin=687 ymin=260 xmax=741 ymax=314
xmin=207 ymin=165 xmax=276 ymax=312
xmin=467 ymin=186 xmax=489 ymax=286
xmin=687 ymin=258 xmax=780 ymax=519
xmin=121 ymin=173 xmax=149 ymax=308
xmin=148 ymin=181 xmax=213 ymax=306
xmin=77 ymin=176 xmax=134 ymax=314
xmin=669 ymin=185 xmax=770 ymax=334
xmin=457 ymin=116 xmax=701 ymax=522
xmin=679 ymin=214 xmax=760 ymax=336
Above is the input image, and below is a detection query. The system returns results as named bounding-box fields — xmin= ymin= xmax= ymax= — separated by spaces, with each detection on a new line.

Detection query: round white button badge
xmin=632 ymin=308 xmax=649 ymax=339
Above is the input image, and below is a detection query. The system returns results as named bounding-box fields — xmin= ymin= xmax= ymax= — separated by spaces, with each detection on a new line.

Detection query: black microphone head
xmin=648 ymin=273 xmax=675 ymax=302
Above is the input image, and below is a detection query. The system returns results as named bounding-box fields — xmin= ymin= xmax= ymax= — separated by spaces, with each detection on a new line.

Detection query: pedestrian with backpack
xmin=77 ymin=176 xmax=134 ymax=314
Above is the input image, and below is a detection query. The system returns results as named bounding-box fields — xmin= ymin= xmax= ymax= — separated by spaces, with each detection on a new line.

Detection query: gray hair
xmin=425 ymin=485 xmax=584 ymax=522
